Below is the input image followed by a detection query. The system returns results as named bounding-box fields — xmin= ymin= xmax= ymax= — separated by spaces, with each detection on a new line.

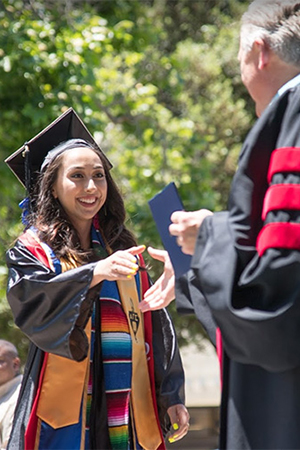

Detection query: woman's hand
xmin=90 ymin=245 xmax=145 ymax=287
xmin=139 ymin=247 xmax=175 ymax=312
xmin=166 ymin=404 xmax=190 ymax=444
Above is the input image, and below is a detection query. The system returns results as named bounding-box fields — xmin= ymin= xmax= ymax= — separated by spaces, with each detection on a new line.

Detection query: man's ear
xmin=255 ymin=38 xmax=270 ymax=70
xmin=13 ymin=356 xmax=21 ymax=374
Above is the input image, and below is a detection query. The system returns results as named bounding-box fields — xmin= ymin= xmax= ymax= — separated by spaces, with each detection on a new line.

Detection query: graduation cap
xmin=5 ymin=107 xmax=112 ymax=189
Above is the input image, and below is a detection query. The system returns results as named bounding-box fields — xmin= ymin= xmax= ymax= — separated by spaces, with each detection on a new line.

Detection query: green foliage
xmin=0 ymin=0 xmax=254 ymax=350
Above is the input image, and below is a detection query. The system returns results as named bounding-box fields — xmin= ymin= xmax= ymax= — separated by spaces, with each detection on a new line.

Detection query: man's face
xmin=238 ymin=37 xmax=272 ymax=117
xmin=0 ymin=347 xmax=20 ymax=386
xmin=238 ymin=41 xmax=260 ymax=103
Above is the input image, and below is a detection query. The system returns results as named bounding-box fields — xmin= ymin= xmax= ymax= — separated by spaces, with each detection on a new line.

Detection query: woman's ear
xmin=52 ymin=188 xmax=58 ymax=199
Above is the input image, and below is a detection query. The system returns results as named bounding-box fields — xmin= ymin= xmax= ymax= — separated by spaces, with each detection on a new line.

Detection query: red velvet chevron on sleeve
xmin=262 ymin=184 xmax=300 ymax=220
xmin=257 ymin=222 xmax=300 ymax=256
xmin=257 ymin=146 xmax=300 ymax=256
xmin=268 ymin=147 xmax=300 ymax=183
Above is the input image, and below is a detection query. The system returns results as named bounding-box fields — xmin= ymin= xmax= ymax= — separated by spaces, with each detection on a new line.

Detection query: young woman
xmin=5 ymin=135 xmax=189 ymax=450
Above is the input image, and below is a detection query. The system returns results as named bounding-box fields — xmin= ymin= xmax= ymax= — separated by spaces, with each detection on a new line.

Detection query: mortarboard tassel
xmin=20 ymin=143 xmax=32 ymax=226
xmin=23 ymin=144 xmax=31 ymax=194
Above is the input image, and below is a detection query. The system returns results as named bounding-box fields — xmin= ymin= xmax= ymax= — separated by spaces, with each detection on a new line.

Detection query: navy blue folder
xmin=148 ymin=182 xmax=192 ymax=278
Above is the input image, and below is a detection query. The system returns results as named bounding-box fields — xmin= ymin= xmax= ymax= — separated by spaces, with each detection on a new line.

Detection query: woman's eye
xmin=71 ymin=173 xmax=83 ymax=179
xmin=95 ymin=172 xmax=105 ymax=178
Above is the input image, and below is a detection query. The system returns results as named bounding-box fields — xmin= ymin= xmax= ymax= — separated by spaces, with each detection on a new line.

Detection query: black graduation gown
xmin=176 ymin=84 xmax=300 ymax=449
xmin=6 ymin=240 xmax=185 ymax=450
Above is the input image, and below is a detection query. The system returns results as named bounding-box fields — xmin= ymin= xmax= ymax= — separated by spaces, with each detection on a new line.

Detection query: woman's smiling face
xmin=52 ymin=147 xmax=108 ymax=232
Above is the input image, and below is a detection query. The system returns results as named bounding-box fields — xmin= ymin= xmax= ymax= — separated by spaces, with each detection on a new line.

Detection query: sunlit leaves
xmin=0 ymin=0 xmax=252 ymax=346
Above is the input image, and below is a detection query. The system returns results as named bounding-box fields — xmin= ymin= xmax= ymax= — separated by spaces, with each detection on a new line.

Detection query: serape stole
xmin=85 ymin=280 xmax=132 ymax=449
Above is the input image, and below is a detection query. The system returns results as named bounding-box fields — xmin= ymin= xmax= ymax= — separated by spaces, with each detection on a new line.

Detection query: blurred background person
xmin=0 ymin=340 xmax=22 ymax=450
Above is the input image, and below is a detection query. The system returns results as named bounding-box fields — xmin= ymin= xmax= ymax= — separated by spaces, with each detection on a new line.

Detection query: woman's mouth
xmin=78 ymin=196 xmax=98 ymax=206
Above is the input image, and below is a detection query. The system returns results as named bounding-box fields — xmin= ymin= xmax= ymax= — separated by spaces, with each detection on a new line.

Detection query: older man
xmin=141 ymin=1 xmax=300 ymax=449
xmin=0 ymin=340 xmax=22 ymax=449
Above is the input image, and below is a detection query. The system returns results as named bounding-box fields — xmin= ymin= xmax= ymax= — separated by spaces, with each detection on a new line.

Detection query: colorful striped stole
xmin=85 ymin=280 xmax=132 ymax=449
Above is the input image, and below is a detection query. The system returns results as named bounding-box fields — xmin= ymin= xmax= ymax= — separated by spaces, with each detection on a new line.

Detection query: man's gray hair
xmin=240 ymin=0 xmax=300 ymax=67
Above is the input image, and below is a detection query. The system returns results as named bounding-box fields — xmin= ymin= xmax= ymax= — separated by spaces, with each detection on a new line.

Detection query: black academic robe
xmin=6 ymin=240 xmax=185 ymax=450
xmin=176 ymin=83 xmax=300 ymax=449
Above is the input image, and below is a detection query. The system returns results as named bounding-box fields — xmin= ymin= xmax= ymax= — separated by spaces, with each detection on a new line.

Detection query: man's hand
xmin=169 ymin=209 xmax=213 ymax=255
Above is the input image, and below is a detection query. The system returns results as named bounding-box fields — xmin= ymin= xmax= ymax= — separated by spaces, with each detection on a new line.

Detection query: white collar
xmin=277 ymin=73 xmax=300 ymax=97
xmin=0 ymin=374 xmax=22 ymax=400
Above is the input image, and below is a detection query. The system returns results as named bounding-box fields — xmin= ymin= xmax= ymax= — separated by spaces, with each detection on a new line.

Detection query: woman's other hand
xmin=139 ymin=247 xmax=175 ymax=312
xmin=167 ymin=404 xmax=190 ymax=443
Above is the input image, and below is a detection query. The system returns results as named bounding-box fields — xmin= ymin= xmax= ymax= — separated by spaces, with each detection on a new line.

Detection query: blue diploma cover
xmin=148 ymin=182 xmax=192 ymax=278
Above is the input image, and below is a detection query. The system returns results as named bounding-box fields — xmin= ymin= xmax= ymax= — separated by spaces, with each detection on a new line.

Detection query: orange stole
xmin=36 ymin=321 xmax=91 ymax=429
xmin=117 ymin=275 xmax=162 ymax=450
xmin=35 ymin=256 xmax=91 ymax=436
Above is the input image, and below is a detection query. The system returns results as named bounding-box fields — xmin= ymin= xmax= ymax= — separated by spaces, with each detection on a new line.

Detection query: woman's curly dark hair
xmin=27 ymin=140 xmax=137 ymax=264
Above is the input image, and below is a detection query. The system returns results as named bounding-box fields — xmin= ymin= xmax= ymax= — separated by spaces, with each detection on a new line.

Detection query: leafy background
xmin=0 ymin=0 xmax=255 ymax=363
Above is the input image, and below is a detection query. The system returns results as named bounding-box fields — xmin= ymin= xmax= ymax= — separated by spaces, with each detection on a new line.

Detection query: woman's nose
xmin=85 ymin=178 xmax=96 ymax=192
